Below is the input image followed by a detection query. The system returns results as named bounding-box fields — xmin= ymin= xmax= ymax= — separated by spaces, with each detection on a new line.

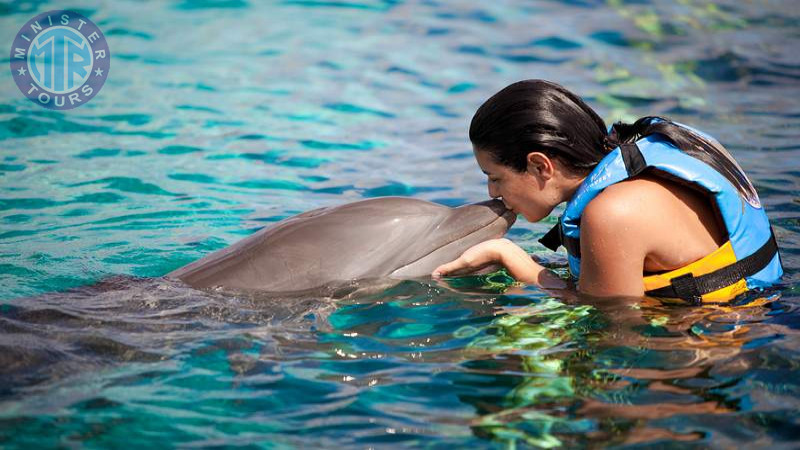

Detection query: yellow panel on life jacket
xmin=643 ymin=240 xmax=749 ymax=303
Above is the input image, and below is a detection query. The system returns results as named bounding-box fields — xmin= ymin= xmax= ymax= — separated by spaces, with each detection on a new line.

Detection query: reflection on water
xmin=465 ymin=290 xmax=798 ymax=447
xmin=1 ymin=277 xmax=797 ymax=447
xmin=1 ymin=0 xmax=799 ymax=447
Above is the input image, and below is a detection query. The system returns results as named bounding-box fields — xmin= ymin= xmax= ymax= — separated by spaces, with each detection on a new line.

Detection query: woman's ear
xmin=526 ymin=152 xmax=555 ymax=180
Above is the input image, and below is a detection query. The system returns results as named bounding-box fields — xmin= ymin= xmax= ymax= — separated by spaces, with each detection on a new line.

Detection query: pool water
xmin=1 ymin=0 xmax=799 ymax=447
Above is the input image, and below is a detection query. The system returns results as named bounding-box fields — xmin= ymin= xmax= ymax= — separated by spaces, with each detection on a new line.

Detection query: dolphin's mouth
xmin=500 ymin=208 xmax=517 ymax=227
xmin=484 ymin=206 xmax=517 ymax=239
xmin=388 ymin=200 xmax=517 ymax=277
xmin=476 ymin=200 xmax=517 ymax=232
xmin=446 ymin=199 xmax=516 ymax=245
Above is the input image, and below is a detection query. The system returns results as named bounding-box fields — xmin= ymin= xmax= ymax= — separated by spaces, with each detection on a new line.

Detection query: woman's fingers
xmin=433 ymin=240 xmax=507 ymax=278
xmin=433 ymin=258 xmax=494 ymax=277
xmin=432 ymin=258 xmax=465 ymax=278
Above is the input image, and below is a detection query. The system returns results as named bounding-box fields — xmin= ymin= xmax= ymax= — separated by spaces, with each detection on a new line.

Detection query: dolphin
xmin=167 ymin=197 xmax=516 ymax=294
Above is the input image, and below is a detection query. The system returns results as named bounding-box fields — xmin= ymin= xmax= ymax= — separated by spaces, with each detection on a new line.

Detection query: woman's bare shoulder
xmin=584 ymin=175 xmax=673 ymax=229
xmin=584 ymin=173 xmax=725 ymax=271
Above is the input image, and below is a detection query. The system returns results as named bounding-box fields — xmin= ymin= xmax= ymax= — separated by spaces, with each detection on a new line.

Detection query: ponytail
xmin=607 ymin=116 xmax=760 ymax=206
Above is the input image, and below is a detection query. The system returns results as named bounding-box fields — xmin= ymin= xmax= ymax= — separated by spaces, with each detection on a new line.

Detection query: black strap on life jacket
xmin=539 ymin=223 xmax=563 ymax=252
xmin=620 ymin=142 xmax=647 ymax=176
xmin=538 ymin=142 xmax=647 ymax=257
xmin=645 ymin=229 xmax=780 ymax=304
xmin=539 ymin=223 xmax=581 ymax=257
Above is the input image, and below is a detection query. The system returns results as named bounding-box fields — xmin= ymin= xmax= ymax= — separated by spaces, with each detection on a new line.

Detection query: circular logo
xmin=9 ymin=10 xmax=110 ymax=110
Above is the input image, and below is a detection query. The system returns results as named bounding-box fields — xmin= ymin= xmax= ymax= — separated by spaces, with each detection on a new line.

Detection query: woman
xmin=432 ymin=80 xmax=783 ymax=303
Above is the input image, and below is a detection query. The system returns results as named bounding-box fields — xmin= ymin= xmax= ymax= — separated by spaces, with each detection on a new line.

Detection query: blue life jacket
xmin=539 ymin=123 xmax=783 ymax=304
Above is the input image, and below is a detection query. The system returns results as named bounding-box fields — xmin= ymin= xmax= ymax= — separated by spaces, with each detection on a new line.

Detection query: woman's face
xmin=473 ymin=148 xmax=557 ymax=222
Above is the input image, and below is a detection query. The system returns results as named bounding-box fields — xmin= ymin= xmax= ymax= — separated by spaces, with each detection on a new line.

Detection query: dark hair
xmin=468 ymin=79 xmax=759 ymax=205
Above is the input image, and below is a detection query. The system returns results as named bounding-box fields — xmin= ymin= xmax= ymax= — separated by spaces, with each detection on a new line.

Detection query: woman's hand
xmin=432 ymin=238 xmax=511 ymax=277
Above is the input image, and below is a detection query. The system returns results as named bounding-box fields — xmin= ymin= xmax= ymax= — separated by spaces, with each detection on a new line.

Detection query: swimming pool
xmin=1 ymin=0 xmax=799 ymax=447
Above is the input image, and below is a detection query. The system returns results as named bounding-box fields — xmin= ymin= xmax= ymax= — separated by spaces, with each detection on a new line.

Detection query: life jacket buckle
xmin=669 ymin=273 xmax=702 ymax=305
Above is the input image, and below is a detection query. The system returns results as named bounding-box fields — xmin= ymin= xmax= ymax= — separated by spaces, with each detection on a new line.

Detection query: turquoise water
xmin=1 ymin=0 xmax=799 ymax=447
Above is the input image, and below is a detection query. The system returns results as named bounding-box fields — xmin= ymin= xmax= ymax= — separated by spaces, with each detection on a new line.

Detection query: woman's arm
xmin=577 ymin=191 xmax=649 ymax=297
xmin=432 ymin=238 xmax=567 ymax=289
xmin=580 ymin=170 xmax=726 ymax=298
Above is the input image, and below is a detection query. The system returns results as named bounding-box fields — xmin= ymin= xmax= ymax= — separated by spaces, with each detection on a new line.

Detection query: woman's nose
xmin=488 ymin=184 xmax=499 ymax=199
